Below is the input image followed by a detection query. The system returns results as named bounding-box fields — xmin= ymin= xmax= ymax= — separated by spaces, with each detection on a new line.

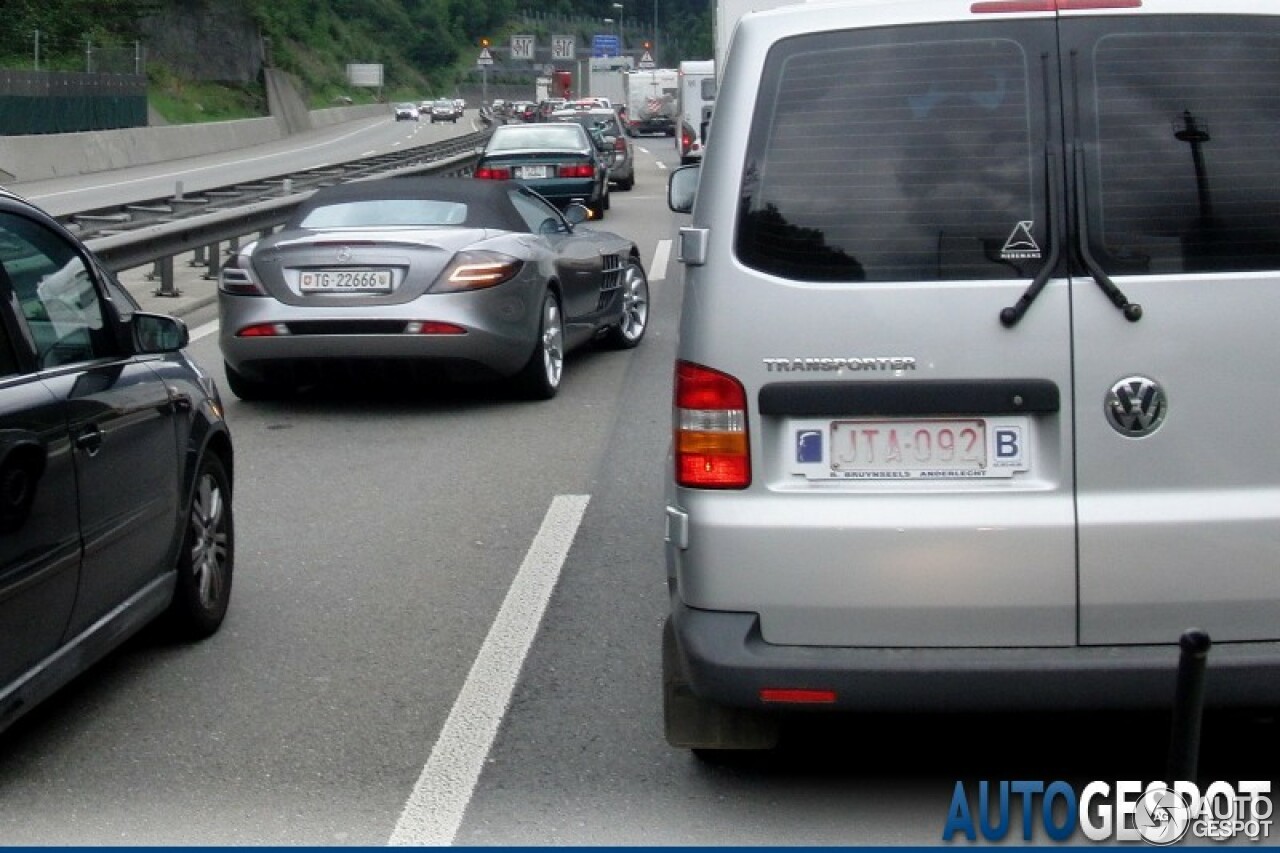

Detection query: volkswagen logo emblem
xmin=1105 ymin=376 xmax=1168 ymax=437
xmin=336 ymin=247 xmax=352 ymax=262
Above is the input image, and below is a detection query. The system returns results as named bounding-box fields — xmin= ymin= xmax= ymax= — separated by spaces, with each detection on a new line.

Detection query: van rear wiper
xmin=1001 ymin=147 xmax=1062 ymax=328
xmin=1073 ymin=146 xmax=1142 ymax=322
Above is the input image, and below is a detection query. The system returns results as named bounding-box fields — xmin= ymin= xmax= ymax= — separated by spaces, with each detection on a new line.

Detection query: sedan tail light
xmin=474 ymin=165 xmax=512 ymax=180
xmin=674 ymin=360 xmax=750 ymax=489
xmin=557 ymin=163 xmax=595 ymax=178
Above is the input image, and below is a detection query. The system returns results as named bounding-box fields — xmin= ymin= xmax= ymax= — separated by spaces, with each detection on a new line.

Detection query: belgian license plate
xmin=791 ymin=417 xmax=1030 ymax=480
xmin=518 ymin=165 xmax=548 ymax=179
xmin=299 ymin=269 xmax=392 ymax=292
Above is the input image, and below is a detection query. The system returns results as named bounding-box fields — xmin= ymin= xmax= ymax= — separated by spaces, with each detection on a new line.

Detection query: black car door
xmin=2 ymin=210 xmax=182 ymax=641
xmin=0 ymin=262 xmax=81 ymax=694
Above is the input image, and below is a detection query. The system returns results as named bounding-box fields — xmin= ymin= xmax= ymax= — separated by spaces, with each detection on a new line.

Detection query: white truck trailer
xmin=588 ymin=56 xmax=632 ymax=109
xmin=622 ymin=68 xmax=679 ymax=136
xmin=676 ymin=60 xmax=716 ymax=164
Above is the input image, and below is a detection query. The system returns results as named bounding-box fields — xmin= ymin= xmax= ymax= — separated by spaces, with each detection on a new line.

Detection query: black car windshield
xmin=300 ymin=199 xmax=468 ymax=228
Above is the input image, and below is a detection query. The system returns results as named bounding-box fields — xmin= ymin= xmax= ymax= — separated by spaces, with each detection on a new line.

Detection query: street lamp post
xmin=603 ymin=18 xmax=617 ymax=57
xmin=611 ymin=3 xmax=624 ymax=52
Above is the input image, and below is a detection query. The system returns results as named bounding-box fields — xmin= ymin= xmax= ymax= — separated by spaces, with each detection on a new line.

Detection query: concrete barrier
xmin=0 ymin=102 xmax=387 ymax=184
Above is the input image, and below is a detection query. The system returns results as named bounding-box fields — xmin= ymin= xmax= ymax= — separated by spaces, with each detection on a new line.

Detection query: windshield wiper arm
xmin=1073 ymin=146 xmax=1142 ymax=322
xmin=1001 ymin=147 xmax=1062 ymax=328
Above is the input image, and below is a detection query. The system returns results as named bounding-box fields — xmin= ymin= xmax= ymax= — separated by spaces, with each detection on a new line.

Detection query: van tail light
xmin=557 ymin=163 xmax=595 ymax=178
xmin=474 ymin=165 xmax=512 ymax=180
xmin=760 ymin=688 xmax=837 ymax=705
xmin=680 ymin=126 xmax=694 ymax=156
xmin=674 ymin=360 xmax=750 ymax=489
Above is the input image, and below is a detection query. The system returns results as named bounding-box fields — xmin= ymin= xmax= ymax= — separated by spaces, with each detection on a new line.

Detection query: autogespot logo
xmin=942 ymin=780 xmax=1272 ymax=844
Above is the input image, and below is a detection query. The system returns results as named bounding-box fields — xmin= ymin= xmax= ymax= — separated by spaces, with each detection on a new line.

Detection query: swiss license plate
xmin=518 ymin=165 xmax=548 ymax=179
xmin=790 ymin=417 xmax=1030 ymax=480
xmin=299 ymin=269 xmax=392 ymax=292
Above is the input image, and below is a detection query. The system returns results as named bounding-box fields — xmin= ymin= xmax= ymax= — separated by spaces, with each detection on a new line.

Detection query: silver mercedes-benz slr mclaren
xmin=217 ymin=176 xmax=649 ymax=400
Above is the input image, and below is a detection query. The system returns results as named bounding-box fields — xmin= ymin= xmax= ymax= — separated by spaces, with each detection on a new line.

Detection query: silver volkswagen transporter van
xmin=665 ymin=0 xmax=1280 ymax=751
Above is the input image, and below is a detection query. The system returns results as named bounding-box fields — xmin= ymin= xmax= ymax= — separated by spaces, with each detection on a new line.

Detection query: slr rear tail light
xmin=218 ymin=249 xmax=267 ymax=296
xmin=557 ymin=163 xmax=596 ymax=178
xmin=674 ymin=360 xmax=750 ymax=489
xmin=406 ymin=321 xmax=466 ymax=335
xmin=474 ymin=166 xmax=512 ymax=180
xmin=236 ymin=323 xmax=289 ymax=338
xmin=433 ymin=251 xmax=524 ymax=293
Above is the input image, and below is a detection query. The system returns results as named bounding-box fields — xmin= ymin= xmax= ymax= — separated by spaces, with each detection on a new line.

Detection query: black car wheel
xmin=602 ymin=258 xmax=649 ymax=349
xmin=165 ymin=453 xmax=233 ymax=639
xmin=514 ymin=290 xmax=564 ymax=400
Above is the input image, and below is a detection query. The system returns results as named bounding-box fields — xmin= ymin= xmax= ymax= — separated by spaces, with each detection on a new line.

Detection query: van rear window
xmin=1084 ymin=26 xmax=1280 ymax=275
xmin=737 ymin=25 xmax=1044 ymax=283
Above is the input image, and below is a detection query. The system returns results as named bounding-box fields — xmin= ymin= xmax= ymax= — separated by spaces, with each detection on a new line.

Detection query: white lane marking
xmin=189 ymin=320 xmax=218 ymax=343
xmin=388 ymin=494 xmax=591 ymax=847
xmin=650 ymin=238 xmax=672 ymax=282
xmin=28 ymin=122 xmax=384 ymax=201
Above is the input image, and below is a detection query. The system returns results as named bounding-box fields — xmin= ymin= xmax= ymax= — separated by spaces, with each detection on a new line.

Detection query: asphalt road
xmin=0 ymin=124 xmax=1276 ymax=846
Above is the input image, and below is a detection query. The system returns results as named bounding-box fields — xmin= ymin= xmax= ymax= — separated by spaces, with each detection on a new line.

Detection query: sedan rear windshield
xmin=488 ymin=126 xmax=587 ymax=151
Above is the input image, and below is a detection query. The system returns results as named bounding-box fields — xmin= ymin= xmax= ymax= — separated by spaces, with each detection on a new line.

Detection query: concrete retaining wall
xmin=0 ymin=102 xmax=389 ymax=184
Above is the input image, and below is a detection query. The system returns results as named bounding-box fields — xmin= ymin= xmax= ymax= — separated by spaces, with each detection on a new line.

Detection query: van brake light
xmin=972 ymin=0 xmax=1139 ymax=11
xmin=675 ymin=361 xmax=750 ymax=489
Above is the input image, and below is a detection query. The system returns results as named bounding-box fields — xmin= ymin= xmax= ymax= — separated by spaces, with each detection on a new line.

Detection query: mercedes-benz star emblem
xmin=1105 ymin=376 xmax=1168 ymax=437
xmin=336 ymin=247 xmax=352 ymax=262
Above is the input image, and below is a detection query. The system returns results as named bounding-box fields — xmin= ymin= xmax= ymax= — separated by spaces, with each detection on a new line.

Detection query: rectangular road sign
xmin=552 ymin=35 xmax=576 ymax=61
xmin=510 ymin=35 xmax=535 ymax=61
xmin=592 ymin=34 xmax=620 ymax=57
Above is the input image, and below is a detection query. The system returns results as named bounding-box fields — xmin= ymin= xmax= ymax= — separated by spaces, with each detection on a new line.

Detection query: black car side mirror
xmin=133 ymin=312 xmax=189 ymax=354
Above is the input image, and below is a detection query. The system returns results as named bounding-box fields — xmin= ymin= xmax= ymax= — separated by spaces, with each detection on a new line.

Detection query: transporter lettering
xmin=763 ymin=357 xmax=918 ymax=373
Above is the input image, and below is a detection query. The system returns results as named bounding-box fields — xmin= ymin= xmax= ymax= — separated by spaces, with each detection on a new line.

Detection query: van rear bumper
xmin=671 ymin=600 xmax=1280 ymax=712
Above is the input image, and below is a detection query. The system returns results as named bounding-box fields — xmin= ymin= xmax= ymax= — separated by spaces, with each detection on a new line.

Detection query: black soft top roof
xmin=289 ymin=176 xmax=530 ymax=232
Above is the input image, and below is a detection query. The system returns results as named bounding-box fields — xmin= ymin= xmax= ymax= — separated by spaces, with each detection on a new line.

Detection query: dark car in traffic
xmin=474 ymin=123 xmax=610 ymax=219
xmin=549 ymin=107 xmax=635 ymax=191
xmin=0 ymin=189 xmax=235 ymax=735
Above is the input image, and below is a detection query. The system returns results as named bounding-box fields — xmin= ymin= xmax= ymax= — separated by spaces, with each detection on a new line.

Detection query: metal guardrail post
xmin=189 ymin=245 xmax=206 ymax=266
xmin=151 ymin=254 xmax=179 ymax=297
xmin=203 ymin=241 xmax=220 ymax=280
xmin=1166 ymin=629 xmax=1211 ymax=782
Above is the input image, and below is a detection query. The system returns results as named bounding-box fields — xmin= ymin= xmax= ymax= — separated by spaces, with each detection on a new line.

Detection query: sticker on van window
xmin=1001 ymin=221 xmax=1041 ymax=260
